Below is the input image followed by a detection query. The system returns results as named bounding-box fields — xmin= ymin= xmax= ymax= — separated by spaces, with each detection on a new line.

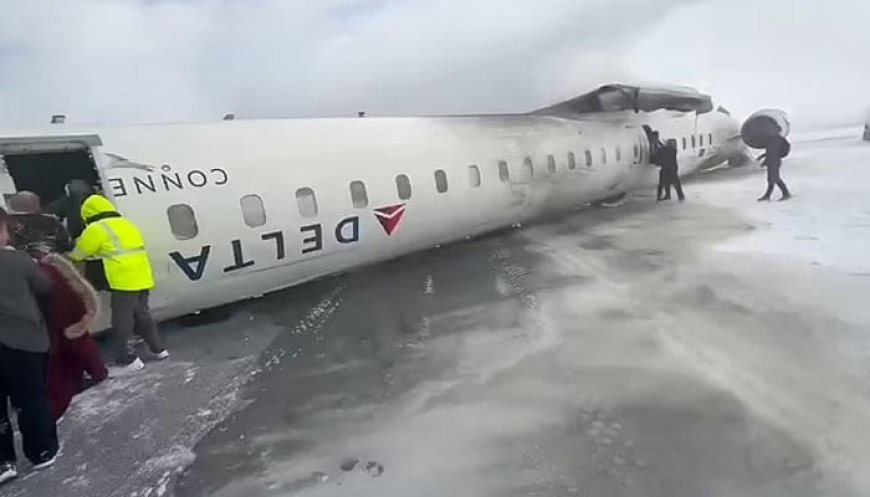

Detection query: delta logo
xmin=373 ymin=204 xmax=406 ymax=236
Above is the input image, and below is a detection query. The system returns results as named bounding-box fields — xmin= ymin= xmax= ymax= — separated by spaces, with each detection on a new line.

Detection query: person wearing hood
xmin=38 ymin=253 xmax=108 ymax=420
xmin=69 ymin=195 xmax=168 ymax=374
xmin=45 ymin=179 xmax=93 ymax=239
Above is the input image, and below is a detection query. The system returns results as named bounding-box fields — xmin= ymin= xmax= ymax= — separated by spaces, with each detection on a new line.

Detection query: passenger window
xmin=296 ymin=187 xmax=318 ymax=218
xmin=167 ymin=204 xmax=198 ymax=240
xmin=349 ymin=180 xmax=368 ymax=208
xmin=396 ymin=174 xmax=412 ymax=200
xmin=699 ymin=135 xmax=704 ymax=147
xmin=498 ymin=161 xmax=510 ymax=182
xmin=468 ymin=165 xmax=481 ymax=187
xmin=523 ymin=157 xmax=534 ymax=179
xmin=691 ymin=135 xmax=696 ymax=148
xmin=682 ymin=137 xmax=687 ymax=150
xmin=568 ymin=152 xmax=577 ymax=170
xmin=633 ymin=144 xmax=639 ymax=158
xmin=240 ymin=194 xmax=266 ymax=228
xmin=547 ymin=155 xmax=557 ymax=174
xmin=435 ymin=169 xmax=448 ymax=193
xmin=600 ymin=148 xmax=607 ymax=165
xmin=615 ymin=146 xmax=622 ymax=162
xmin=708 ymin=133 xmax=713 ymax=145
xmin=585 ymin=150 xmax=593 ymax=167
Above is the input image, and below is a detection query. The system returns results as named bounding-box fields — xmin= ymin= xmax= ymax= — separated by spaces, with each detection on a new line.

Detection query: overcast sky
xmin=1 ymin=0 xmax=868 ymax=128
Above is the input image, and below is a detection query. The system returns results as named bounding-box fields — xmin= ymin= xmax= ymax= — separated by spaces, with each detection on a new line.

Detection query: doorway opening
xmin=4 ymin=150 xmax=100 ymax=206
xmin=0 ymin=135 xmax=103 ymax=209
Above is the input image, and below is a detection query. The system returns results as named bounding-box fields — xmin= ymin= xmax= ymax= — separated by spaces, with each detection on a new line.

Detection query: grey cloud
xmin=0 ymin=0 xmax=867 ymax=128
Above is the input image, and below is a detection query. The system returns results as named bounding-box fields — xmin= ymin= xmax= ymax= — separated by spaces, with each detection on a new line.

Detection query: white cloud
xmin=0 ymin=0 xmax=868 ymax=128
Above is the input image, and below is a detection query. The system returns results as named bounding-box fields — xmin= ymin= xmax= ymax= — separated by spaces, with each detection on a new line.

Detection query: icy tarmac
xmin=7 ymin=129 xmax=870 ymax=497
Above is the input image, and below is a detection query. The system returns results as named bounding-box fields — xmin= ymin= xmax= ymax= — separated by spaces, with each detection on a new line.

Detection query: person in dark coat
xmin=657 ymin=139 xmax=685 ymax=202
xmin=8 ymin=191 xmax=71 ymax=256
xmin=757 ymin=135 xmax=792 ymax=201
xmin=0 ymin=207 xmax=59 ymax=485
xmin=38 ymin=254 xmax=107 ymax=421
xmin=45 ymin=180 xmax=93 ymax=239
xmin=8 ymin=192 xmax=107 ymax=421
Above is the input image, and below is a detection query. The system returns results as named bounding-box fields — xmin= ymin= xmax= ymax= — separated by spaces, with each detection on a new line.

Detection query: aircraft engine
xmin=741 ymin=109 xmax=790 ymax=149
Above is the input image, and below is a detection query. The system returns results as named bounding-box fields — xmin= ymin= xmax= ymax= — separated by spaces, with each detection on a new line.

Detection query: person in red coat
xmin=38 ymin=253 xmax=108 ymax=421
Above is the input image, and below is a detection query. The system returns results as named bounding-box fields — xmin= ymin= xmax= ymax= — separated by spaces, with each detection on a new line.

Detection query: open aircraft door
xmin=0 ymin=134 xmax=103 ymax=207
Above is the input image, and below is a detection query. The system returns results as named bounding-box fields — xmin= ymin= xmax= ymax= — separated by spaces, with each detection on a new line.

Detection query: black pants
xmin=657 ymin=170 xmax=685 ymax=201
xmin=111 ymin=290 xmax=165 ymax=365
xmin=761 ymin=164 xmax=790 ymax=199
xmin=0 ymin=344 xmax=58 ymax=465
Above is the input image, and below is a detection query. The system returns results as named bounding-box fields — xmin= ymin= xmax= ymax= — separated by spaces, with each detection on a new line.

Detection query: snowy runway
xmin=9 ymin=129 xmax=870 ymax=497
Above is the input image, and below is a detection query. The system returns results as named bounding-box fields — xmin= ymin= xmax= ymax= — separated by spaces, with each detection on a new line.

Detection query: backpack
xmin=779 ymin=137 xmax=791 ymax=159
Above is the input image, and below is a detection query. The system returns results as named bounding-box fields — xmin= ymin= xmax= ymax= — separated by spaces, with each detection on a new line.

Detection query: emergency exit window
xmin=600 ymin=148 xmax=607 ymax=165
xmin=585 ymin=150 xmax=593 ymax=167
xmin=615 ymin=146 xmax=622 ymax=162
xmin=709 ymin=133 xmax=713 ymax=144
xmin=349 ymin=180 xmax=368 ymax=208
xmin=167 ymin=204 xmax=198 ymax=240
xmin=547 ymin=155 xmax=557 ymax=174
xmin=682 ymin=137 xmax=687 ymax=150
xmin=296 ymin=187 xmax=318 ymax=218
xmin=568 ymin=152 xmax=577 ymax=170
xmin=691 ymin=135 xmax=696 ymax=148
xmin=240 ymin=194 xmax=266 ymax=227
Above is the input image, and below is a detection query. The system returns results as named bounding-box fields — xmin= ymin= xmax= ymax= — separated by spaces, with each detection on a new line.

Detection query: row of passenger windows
xmin=166 ymin=132 xmax=717 ymax=240
xmin=683 ymin=133 xmax=714 ymax=151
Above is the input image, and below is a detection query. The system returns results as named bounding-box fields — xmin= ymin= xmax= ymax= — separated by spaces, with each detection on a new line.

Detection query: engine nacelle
xmin=741 ymin=109 xmax=790 ymax=149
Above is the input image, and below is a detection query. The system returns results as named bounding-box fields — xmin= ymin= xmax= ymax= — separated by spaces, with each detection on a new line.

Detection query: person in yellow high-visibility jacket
xmin=69 ymin=195 xmax=167 ymax=373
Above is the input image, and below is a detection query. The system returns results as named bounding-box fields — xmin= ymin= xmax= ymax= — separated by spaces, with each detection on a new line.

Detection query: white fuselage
xmin=0 ymin=108 xmax=741 ymax=321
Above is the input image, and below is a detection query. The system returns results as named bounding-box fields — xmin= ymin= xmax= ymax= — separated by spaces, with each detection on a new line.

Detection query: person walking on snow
xmin=757 ymin=134 xmax=792 ymax=201
xmin=69 ymin=195 xmax=168 ymax=374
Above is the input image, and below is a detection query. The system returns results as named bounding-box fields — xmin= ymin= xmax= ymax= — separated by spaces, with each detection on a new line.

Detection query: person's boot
xmin=778 ymin=193 xmax=792 ymax=201
xmin=757 ymin=196 xmax=771 ymax=202
xmin=108 ymin=357 xmax=145 ymax=377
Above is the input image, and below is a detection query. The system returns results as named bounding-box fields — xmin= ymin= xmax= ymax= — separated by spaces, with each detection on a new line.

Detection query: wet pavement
xmin=7 ymin=134 xmax=870 ymax=496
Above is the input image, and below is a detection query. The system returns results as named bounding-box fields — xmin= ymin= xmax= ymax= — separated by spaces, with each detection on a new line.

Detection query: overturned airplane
xmin=0 ymin=83 xmax=760 ymax=325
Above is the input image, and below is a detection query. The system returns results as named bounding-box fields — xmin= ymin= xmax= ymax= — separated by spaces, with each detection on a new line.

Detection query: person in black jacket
xmin=657 ymin=139 xmax=685 ymax=202
xmin=45 ymin=179 xmax=93 ymax=239
xmin=758 ymin=135 xmax=792 ymax=201
xmin=0 ymin=207 xmax=59 ymax=485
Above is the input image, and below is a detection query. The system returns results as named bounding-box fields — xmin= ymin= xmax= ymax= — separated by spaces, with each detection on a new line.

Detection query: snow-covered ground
xmin=8 ymin=127 xmax=870 ymax=497
xmin=706 ymin=126 xmax=870 ymax=275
